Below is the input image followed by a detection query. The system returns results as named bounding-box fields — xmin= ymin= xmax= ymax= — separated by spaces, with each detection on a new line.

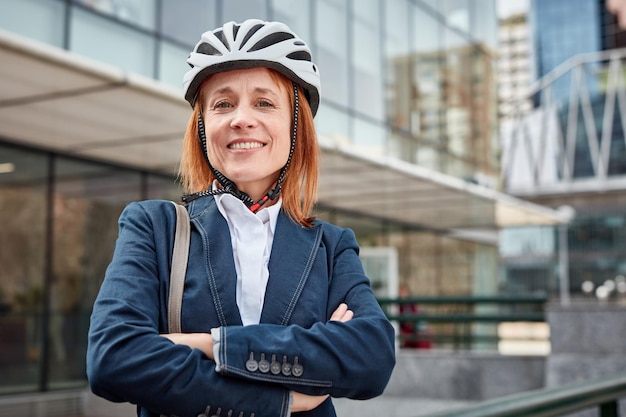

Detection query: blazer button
xmin=270 ymin=354 xmax=281 ymax=375
xmin=197 ymin=405 xmax=211 ymax=417
xmin=281 ymin=355 xmax=292 ymax=376
xmin=292 ymin=357 xmax=304 ymax=377
xmin=258 ymin=353 xmax=270 ymax=373
xmin=246 ymin=353 xmax=258 ymax=372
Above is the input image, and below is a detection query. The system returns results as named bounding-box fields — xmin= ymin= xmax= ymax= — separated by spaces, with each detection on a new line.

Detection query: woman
xmin=87 ymin=19 xmax=396 ymax=417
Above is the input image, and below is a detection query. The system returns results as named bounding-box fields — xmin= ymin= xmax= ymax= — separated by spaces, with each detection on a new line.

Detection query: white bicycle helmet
xmin=183 ymin=19 xmax=321 ymax=116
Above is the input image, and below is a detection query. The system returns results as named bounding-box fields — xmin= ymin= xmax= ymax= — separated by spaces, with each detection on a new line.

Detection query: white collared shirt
xmin=214 ymin=189 xmax=282 ymax=326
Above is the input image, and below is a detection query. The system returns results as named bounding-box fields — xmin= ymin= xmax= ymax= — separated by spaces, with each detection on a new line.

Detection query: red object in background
xmin=399 ymin=301 xmax=432 ymax=349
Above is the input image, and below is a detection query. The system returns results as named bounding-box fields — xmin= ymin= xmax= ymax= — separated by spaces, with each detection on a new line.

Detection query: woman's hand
xmin=290 ymin=303 xmax=354 ymax=413
xmin=161 ymin=333 xmax=213 ymax=359
xmin=162 ymin=304 xmax=352 ymax=360
xmin=291 ymin=392 xmax=330 ymax=412
xmin=330 ymin=302 xmax=354 ymax=322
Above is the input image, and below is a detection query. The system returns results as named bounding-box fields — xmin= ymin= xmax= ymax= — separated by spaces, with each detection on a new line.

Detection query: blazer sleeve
xmin=86 ymin=202 xmax=291 ymax=417
xmin=213 ymin=226 xmax=396 ymax=399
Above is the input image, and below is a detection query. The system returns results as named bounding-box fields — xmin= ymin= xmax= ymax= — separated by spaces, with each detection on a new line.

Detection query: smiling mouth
xmin=228 ymin=142 xmax=265 ymax=150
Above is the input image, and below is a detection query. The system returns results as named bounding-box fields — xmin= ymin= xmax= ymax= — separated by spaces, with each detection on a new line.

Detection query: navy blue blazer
xmin=87 ymin=197 xmax=396 ymax=417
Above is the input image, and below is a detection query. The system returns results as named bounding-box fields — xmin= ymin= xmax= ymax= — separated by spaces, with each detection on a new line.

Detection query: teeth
xmin=229 ymin=142 xmax=264 ymax=150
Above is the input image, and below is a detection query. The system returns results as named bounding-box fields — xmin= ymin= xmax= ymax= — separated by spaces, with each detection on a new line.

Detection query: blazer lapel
xmin=192 ymin=198 xmax=243 ymax=326
xmin=261 ymin=214 xmax=322 ymax=325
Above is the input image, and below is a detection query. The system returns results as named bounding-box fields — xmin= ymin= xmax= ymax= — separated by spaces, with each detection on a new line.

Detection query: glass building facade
xmin=500 ymin=0 xmax=626 ymax=299
xmin=0 ymin=0 xmax=499 ymax=394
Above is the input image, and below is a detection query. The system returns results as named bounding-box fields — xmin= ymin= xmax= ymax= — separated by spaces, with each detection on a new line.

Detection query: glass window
xmin=0 ymin=144 xmax=48 ymax=393
xmin=410 ymin=4 xmax=444 ymax=159
xmin=352 ymin=0 xmax=383 ymax=121
xmin=385 ymin=0 xmax=411 ymax=134
xmin=147 ymin=174 xmax=183 ymax=201
xmin=0 ymin=0 xmax=65 ymax=48
xmin=469 ymin=0 xmax=497 ymax=49
xmin=315 ymin=103 xmax=350 ymax=143
xmin=271 ymin=0 xmax=312 ymax=42
xmin=315 ymin=0 xmax=349 ymax=106
xmin=160 ymin=0 xmax=215 ymax=46
xmin=412 ymin=2 xmax=441 ymax=53
xmin=223 ymin=0 xmax=267 ymax=22
xmin=70 ymin=7 xmax=156 ymax=78
xmin=158 ymin=40 xmax=191 ymax=90
xmin=74 ymin=0 xmax=157 ymax=31
xmin=47 ymin=157 xmax=142 ymax=388
xmin=443 ymin=0 xmax=470 ymax=34
xmin=353 ymin=117 xmax=386 ymax=154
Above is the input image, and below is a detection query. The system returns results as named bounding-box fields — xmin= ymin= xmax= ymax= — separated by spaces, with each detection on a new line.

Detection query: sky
xmin=497 ymin=0 xmax=530 ymax=18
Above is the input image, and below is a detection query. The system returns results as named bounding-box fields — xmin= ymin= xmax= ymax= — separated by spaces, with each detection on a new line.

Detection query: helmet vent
xmin=286 ymin=51 xmax=311 ymax=62
xmin=240 ymin=23 xmax=265 ymax=49
xmin=249 ymin=32 xmax=295 ymax=52
xmin=197 ymin=42 xmax=222 ymax=56
xmin=214 ymin=30 xmax=230 ymax=51
xmin=232 ymin=24 xmax=240 ymax=39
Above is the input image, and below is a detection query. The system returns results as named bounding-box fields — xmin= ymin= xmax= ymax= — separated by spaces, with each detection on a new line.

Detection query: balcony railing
xmin=377 ymin=294 xmax=548 ymax=350
xmin=501 ymin=47 xmax=626 ymax=197
xmin=420 ymin=373 xmax=626 ymax=417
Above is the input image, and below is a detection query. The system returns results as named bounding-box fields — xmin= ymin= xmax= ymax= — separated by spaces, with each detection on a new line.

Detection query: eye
xmin=257 ymin=99 xmax=274 ymax=108
xmin=213 ymin=100 xmax=233 ymax=109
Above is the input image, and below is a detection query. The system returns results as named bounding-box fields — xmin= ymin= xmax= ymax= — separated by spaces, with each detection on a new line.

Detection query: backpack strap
xmin=168 ymin=202 xmax=190 ymax=333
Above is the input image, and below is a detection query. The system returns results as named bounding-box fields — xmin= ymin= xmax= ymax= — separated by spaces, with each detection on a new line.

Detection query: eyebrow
xmin=209 ymin=86 xmax=280 ymax=97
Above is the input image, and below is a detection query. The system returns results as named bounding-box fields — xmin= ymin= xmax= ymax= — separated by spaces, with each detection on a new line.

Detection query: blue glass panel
xmin=353 ymin=0 xmax=383 ymax=121
xmin=70 ymin=7 xmax=155 ymax=77
xmin=0 ymin=0 xmax=65 ymax=48
xmin=222 ymin=0 xmax=267 ymax=22
xmin=316 ymin=0 xmax=348 ymax=106
xmin=160 ymin=0 xmax=215 ymax=46
xmin=158 ymin=40 xmax=190 ymax=90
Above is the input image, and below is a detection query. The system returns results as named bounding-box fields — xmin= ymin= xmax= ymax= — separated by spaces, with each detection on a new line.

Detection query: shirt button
xmin=246 ymin=353 xmax=258 ymax=372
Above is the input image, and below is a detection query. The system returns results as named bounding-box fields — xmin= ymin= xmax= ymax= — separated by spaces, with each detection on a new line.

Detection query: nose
xmin=230 ymin=105 xmax=257 ymax=129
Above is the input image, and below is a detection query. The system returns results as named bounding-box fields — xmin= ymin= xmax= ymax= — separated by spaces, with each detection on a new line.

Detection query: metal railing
xmin=501 ymin=46 xmax=626 ymax=197
xmin=377 ymin=294 xmax=548 ymax=349
xmin=419 ymin=373 xmax=626 ymax=417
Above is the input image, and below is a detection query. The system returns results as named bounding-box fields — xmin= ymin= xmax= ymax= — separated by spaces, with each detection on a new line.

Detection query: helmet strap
xmin=182 ymin=82 xmax=300 ymax=213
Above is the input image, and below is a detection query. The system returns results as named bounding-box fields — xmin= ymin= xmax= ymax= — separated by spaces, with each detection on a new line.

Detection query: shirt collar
xmin=212 ymin=181 xmax=282 ymax=231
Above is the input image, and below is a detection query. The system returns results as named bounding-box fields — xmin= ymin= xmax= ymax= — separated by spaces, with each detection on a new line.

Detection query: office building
xmin=497 ymin=12 xmax=532 ymax=120
xmin=500 ymin=0 xmax=626 ymax=297
xmin=0 ymin=0 xmax=564 ymax=403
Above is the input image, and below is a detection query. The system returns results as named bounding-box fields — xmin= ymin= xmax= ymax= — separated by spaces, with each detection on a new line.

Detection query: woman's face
xmin=200 ymin=67 xmax=292 ymax=200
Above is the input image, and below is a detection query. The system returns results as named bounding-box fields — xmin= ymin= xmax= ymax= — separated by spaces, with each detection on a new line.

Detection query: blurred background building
xmin=500 ymin=0 xmax=626 ymax=300
xmin=3 ymin=0 xmax=624 ymax=415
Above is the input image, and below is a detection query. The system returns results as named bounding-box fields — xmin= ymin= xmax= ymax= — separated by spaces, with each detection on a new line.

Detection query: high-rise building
xmin=0 ymin=0 xmax=565 ymax=405
xmin=497 ymin=13 xmax=532 ymax=120
xmin=500 ymin=0 xmax=626 ymax=298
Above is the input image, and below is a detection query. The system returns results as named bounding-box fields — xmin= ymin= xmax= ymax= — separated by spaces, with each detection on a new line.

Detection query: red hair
xmin=178 ymin=69 xmax=319 ymax=227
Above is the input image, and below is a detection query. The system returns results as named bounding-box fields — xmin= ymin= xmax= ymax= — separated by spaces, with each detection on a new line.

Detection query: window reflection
xmin=75 ymin=0 xmax=156 ymax=30
xmin=0 ymin=145 xmax=48 ymax=393
xmin=70 ymin=8 xmax=155 ymax=77
xmin=353 ymin=0 xmax=383 ymax=121
xmin=223 ymin=0 xmax=267 ymax=22
xmin=160 ymin=0 xmax=215 ymax=46
xmin=271 ymin=0 xmax=312 ymax=41
xmin=0 ymin=142 xmax=180 ymax=393
xmin=316 ymin=0 xmax=348 ymax=106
